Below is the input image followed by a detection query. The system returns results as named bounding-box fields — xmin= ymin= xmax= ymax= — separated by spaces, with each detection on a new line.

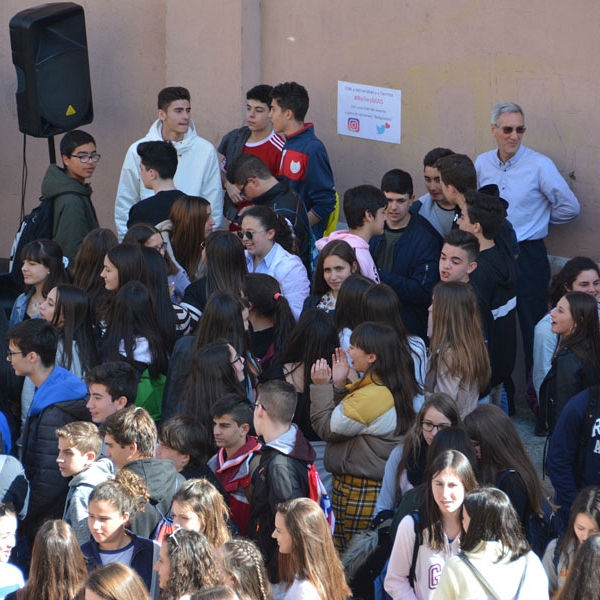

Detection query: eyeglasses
xmin=6 ymin=351 xmax=23 ymax=361
xmin=498 ymin=126 xmax=526 ymax=135
xmin=169 ymin=527 xmax=183 ymax=548
xmin=237 ymin=230 xmax=265 ymax=241
xmin=70 ymin=152 xmax=101 ymax=163
xmin=239 ymin=180 xmax=250 ymax=197
xmin=421 ymin=420 xmax=451 ymax=433
xmin=151 ymin=242 xmax=168 ymax=253
xmin=231 ymin=353 xmax=244 ymax=367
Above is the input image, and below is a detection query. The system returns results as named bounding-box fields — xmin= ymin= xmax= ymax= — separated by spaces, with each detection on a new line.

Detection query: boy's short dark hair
xmin=85 ymin=362 xmax=138 ymax=406
xmin=443 ymin=229 xmax=480 ymax=263
xmin=159 ymin=415 xmax=213 ymax=467
xmin=227 ymin=154 xmax=271 ymax=185
xmin=56 ymin=421 xmax=102 ymax=458
xmin=7 ymin=319 xmax=58 ymax=368
xmin=381 ymin=169 xmax=413 ymax=196
xmin=256 ymin=380 xmax=297 ymax=424
xmin=343 ymin=185 xmax=387 ymax=229
xmin=157 ymin=86 xmax=191 ymax=111
xmin=423 ymin=147 xmax=454 ymax=168
xmin=211 ymin=394 xmax=254 ymax=427
xmin=136 ymin=141 xmax=178 ymax=180
xmin=246 ymin=84 xmax=273 ymax=106
xmin=102 ymin=406 xmax=157 ymax=458
xmin=270 ymin=82 xmax=309 ymax=122
xmin=463 ymin=190 xmax=506 ymax=241
xmin=436 ymin=154 xmax=477 ymax=193
xmin=60 ymin=130 xmax=96 ymax=157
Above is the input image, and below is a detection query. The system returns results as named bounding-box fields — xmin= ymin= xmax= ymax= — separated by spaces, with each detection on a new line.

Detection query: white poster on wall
xmin=337 ymin=80 xmax=401 ymax=144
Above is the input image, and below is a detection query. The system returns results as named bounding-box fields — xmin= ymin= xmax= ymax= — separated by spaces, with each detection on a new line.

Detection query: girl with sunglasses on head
xmin=154 ymin=529 xmax=222 ymax=600
xmin=241 ymin=205 xmax=310 ymax=320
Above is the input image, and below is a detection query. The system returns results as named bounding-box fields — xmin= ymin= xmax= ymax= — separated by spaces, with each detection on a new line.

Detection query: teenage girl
xmin=311 ymin=321 xmax=419 ymax=550
xmin=303 ymin=240 xmax=359 ymax=314
xmin=273 ymin=497 xmax=351 ymax=600
xmin=81 ymin=469 xmax=159 ymax=597
xmin=385 ymin=450 xmax=478 ymax=600
xmin=83 ymin=563 xmax=151 ymax=600
xmin=171 ymin=478 xmax=231 ymax=548
xmin=542 ymin=486 xmax=600 ymax=597
xmin=425 ymin=282 xmax=491 ymax=418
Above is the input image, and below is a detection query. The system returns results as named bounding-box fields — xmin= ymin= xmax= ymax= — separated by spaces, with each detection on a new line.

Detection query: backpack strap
xmin=408 ymin=510 xmax=423 ymax=589
xmin=457 ymin=553 xmax=502 ymax=600
xmin=552 ymin=536 xmax=562 ymax=574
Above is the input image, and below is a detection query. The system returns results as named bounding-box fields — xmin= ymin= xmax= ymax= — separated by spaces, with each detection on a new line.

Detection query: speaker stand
xmin=47 ymin=135 xmax=56 ymax=164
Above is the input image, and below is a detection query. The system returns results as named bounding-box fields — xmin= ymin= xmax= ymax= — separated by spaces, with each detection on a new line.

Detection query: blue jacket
xmin=82 ymin=529 xmax=160 ymax=598
xmin=280 ymin=124 xmax=335 ymax=237
xmin=370 ymin=215 xmax=441 ymax=339
xmin=547 ymin=388 xmax=600 ymax=514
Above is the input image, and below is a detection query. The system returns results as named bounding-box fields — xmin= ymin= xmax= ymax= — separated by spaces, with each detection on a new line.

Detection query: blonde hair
xmin=219 ymin=539 xmax=272 ymax=600
xmin=56 ymin=421 xmax=102 ymax=457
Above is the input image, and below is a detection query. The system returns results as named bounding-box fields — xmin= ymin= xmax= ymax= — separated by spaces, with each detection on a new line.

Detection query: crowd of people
xmin=0 ymin=82 xmax=599 ymax=600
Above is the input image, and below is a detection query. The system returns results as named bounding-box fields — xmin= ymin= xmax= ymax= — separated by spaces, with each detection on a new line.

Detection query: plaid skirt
xmin=332 ymin=473 xmax=381 ymax=551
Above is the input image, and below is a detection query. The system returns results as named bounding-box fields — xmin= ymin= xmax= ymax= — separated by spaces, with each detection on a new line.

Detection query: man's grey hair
xmin=490 ymin=102 xmax=524 ymax=126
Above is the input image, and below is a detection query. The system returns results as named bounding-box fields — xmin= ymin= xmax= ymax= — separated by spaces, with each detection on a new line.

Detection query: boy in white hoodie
xmin=56 ymin=421 xmax=114 ymax=545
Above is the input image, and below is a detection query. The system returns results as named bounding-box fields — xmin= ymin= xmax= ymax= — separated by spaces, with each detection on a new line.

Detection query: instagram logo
xmin=348 ymin=118 xmax=360 ymax=132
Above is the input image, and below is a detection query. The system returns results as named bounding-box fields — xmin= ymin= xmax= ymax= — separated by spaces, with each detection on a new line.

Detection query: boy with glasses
xmin=42 ymin=129 xmax=100 ymax=263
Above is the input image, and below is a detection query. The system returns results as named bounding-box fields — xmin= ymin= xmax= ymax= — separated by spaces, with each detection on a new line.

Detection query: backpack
xmin=8 ymin=195 xmax=55 ymax=287
xmin=497 ymin=468 xmax=557 ymax=558
xmin=152 ymin=476 xmax=181 ymax=544
xmin=307 ymin=463 xmax=335 ymax=533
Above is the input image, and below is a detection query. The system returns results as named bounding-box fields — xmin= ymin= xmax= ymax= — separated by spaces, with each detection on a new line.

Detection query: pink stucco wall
xmin=0 ymin=0 xmax=597 ymax=260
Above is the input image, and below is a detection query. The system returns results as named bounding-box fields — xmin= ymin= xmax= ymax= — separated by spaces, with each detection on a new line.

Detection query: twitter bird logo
xmin=376 ymin=124 xmax=385 ymax=134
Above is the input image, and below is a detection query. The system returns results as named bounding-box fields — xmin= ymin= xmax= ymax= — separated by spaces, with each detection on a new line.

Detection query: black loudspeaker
xmin=9 ymin=2 xmax=93 ymax=138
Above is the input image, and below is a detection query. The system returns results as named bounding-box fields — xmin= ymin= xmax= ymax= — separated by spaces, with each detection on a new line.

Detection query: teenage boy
xmin=227 ymin=154 xmax=312 ymax=272
xmin=370 ymin=169 xmax=441 ymax=339
xmin=218 ymin=84 xmax=285 ymax=224
xmin=208 ymin=396 xmax=262 ymax=536
xmin=102 ymin=406 xmax=184 ymax=539
xmin=115 ymin=86 xmax=222 ymax=239
xmin=85 ymin=361 xmax=138 ymax=425
xmin=316 ymin=184 xmax=386 ymax=282
xmin=247 ymin=380 xmax=316 ymax=580
xmin=6 ymin=319 xmax=89 ymax=542
xmin=270 ymin=82 xmax=336 ymax=238
xmin=42 ymin=129 xmax=100 ymax=263
xmin=56 ymin=421 xmax=114 ymax=545
xmin=458 ymin=190 xmax=518 ymax=405
xmin=126 ymin=141 xmax=183 ymax=229
xmin=439 ymin=229 xmax=479 ymax=284
xmin=410 ymin=147 xmax=457 ymax=237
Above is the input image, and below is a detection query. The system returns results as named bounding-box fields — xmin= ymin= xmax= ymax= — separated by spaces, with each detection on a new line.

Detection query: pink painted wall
xmin=0 ymin=0 xmax=598 ymax=261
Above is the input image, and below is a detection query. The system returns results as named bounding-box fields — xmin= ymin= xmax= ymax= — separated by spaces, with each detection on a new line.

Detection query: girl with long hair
xmin=8 ymin=520 xmax=87 ymax=600
xmin=311 ymin=321 xmax=420 ymax=550
xmin=376 ymin=394 xmax=461 ymax=515
xmin=124 ymin=222 xmax=187 ymax=301
xmin=242 ymin=273 xmax=296 ymax=378
xmin=385 ymin=450 xmax=478 ymax=600
xmin=71 ymin=228 xmax=118 ymax=323
xmin=84 ymin=563 xmax=151 ymax=600
xmin=273 ymin=497 xmax=351 ymax=600
xmin=533 ymin=256 xmax=600 ymax=396
xmin=362 ymin=282 xmax=427 ymax=411
xmin=39 ymin=283 xmax=99 ymax=374
xmin=157 ymin=195 xmax=215 ymax=282
xmin=154 ymin=530 xmax=222 ymax=600
xmin=81 ymin=469 xmax=159 ymax=597
xmin=425 ymin=282 xmax=491 ymax=418
xmin=555 ymin=533 xmax=600 ymax=600
xmin=433 ymin=487 xmax=549 ymax=599
xmin=303 ymin=240 xmax=360 ymax=314
xmin=465 ymin=404 xmax=547 ymax=537
xmin=9 ymin=239 xmax=69 ymax=326
xmin=217 ymin=539 xmax=273 ymax=600
xmin=101 ymin=281 xmax=169 ymax=379
xmin=542 ymin=486 xmax=600 ymax=597
xmin=171 ymin=478 xmax=231 ymax=548
xmin=180 ymin=230 xmax=248 ymax=326
xmin=240 ymin=205 xmax=310 ymax=319
xmin=538 ymin=291 xmax=600 ymax=433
